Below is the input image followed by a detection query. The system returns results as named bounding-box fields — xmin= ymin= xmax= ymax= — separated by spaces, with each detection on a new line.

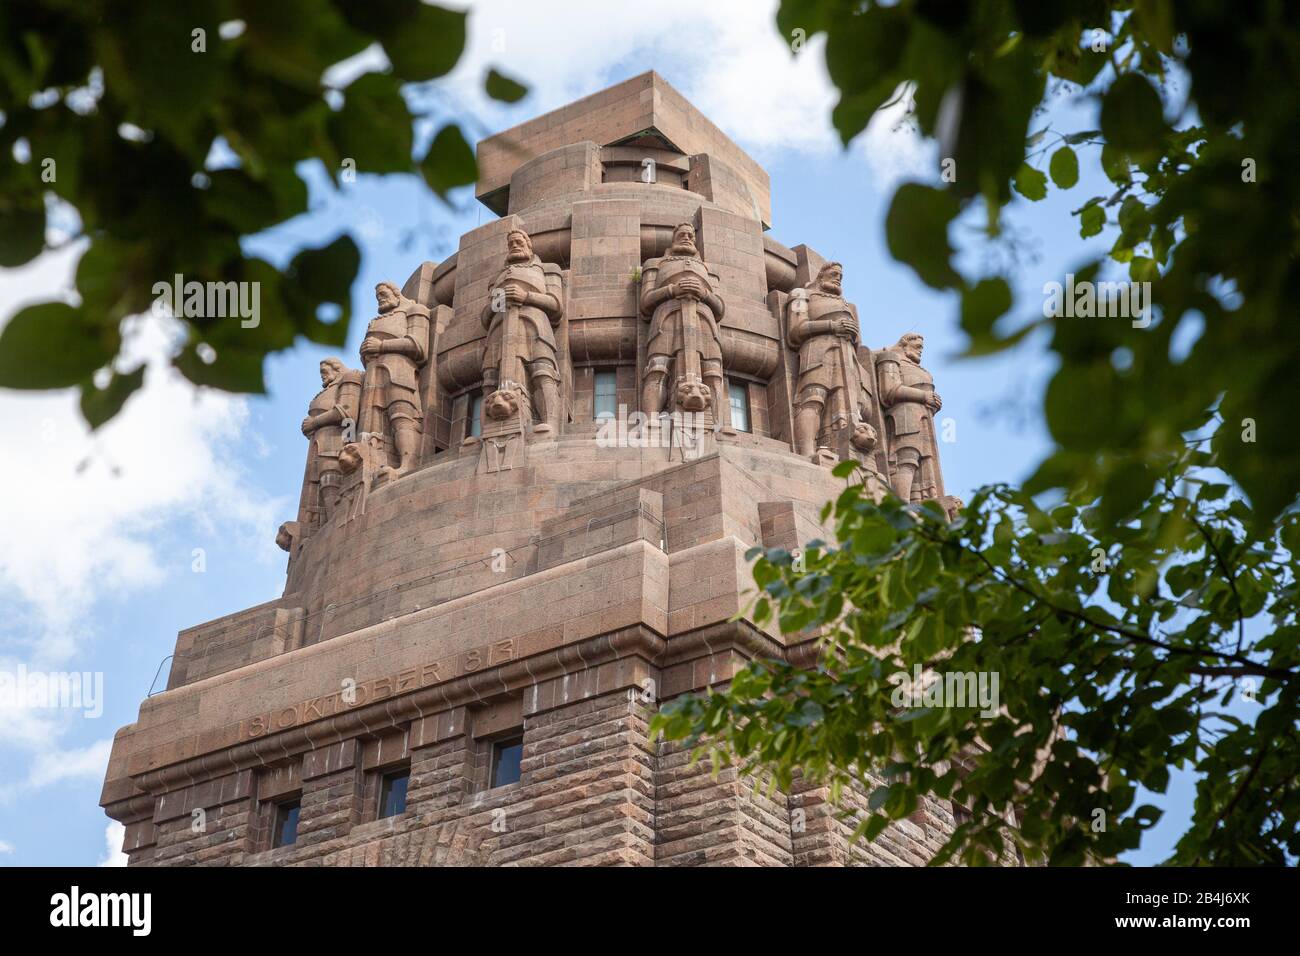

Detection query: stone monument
xmin=295 ymin=357 xmax=362 ymax=534
xmin=478 ymin=227 xmax=565 ymax=437
xmin=102 ymin=72 xmax=974 ymax=868
xmin=360 ymin=281 xmax=430 ymax=481
xmin=877 ymin=332 xmax=944 ymax=504
xmin=787 ymin=262 xmax=884 ymax=469
xmin=639 ymin=222 xmax=727 ymax=426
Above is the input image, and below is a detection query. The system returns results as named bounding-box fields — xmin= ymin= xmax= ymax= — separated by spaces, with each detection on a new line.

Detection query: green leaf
xmin=1129 ymin=256 xmax=1158 ymax=283
xmin=97 ymin=1 xmax=224 ymax=152
xmin=329 ymin=72 xmax=415 ymax=175
xmin=823 ymin=6 xmax=912 ymax=144
xmin=1100 ymin=144 xmax=1130 ymax=185
xmin=1012 ymin=162 xmax=1047 ymax=201
xmin=1101 ymin=460 xmax=1154 ymax=524
xmin=80 ymin=364 xmax=146 ymax=429
xmin=0 ymin=303 xmax=116 ymax=389
xmin=173 ymin=344 xmax=266 ymax=394
xmin=285 ymin=235 xmax=360 ymax=346
xmin=1133 ymin=804 xmax=1163 ymax=827
xmin=378 ymin=3 xmax=466 ymax=82
xmin=1050 ymin=46 xmax=1107 ymax=86
xmin=204 ymin=169 xmax=301 ymax=235
xmin=421 ymin=124 xmax=478 ymax=198
xmin=1079 ymin=203 xmax=1105 ymax=238
xmin=960 ymin=277 xmax=1012 ymax=342
xmin=1100 ymin=73 xmax=1166 ymax=155
xmin=1048 ymin=145 xmax=1079 ymax=189
xmin=0 ymin=202 xmax=46 ymax=267
xmin=485 ymin=68 xmax=528 ymax=103
xmin=885 ymin=183 xmax=961 ymax=289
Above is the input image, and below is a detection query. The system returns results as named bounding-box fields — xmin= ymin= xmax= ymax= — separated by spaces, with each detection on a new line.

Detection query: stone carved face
xmin=850 ymin=421 xmax=877 ymax=453
xmin=506 ymin=229 xmax=533 ymax=263
xmin=484 ymin=388 xmax=520 ymax=421
xmin=669 ymin=223 xmax=698 ymax=258
xmin=338 ymin=443 xmax=363 ymax=475
xmin=674 ymin=378 xmax=711 ymax=413
xmin=817 ymin=263 xmax=844 ymax=296
xmin=319 ymin=359 xmax=343 ymax=388
xmin=275 ymin=521 xmax=298 ymax=552
xmin=375 ymin=282 xmax=400 ymax=313
xmin=899 ymin=333 xmax=924 ymax=365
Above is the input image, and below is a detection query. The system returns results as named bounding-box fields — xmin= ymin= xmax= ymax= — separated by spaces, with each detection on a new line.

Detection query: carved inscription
xmin=237 ymin=638 xmax=516 ymax=741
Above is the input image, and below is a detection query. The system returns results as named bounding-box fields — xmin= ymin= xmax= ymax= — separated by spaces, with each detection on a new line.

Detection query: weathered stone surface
xmin=101 ymin=73 xmax=985 ymax=868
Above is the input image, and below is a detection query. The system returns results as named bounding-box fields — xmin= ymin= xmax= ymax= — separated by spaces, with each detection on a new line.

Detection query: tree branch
xmin=912 ymin=522 xmax=1295 ymax=683
xmin=1188 ymin=512 xmax=1247 ymax=655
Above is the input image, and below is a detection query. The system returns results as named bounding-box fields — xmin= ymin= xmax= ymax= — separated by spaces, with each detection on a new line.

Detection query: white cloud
xmin=0 ymin=247 xmax=284 ymax=761
xmin=100 ymin=821 xmax=127 ymax=867
xmin=0 ymin=253 xmax=283 ymax=655
xmin=0 ymin=734 xmax=114 ymax=805
xmin=0 ymin=839 xmax=13 ymax=855
xmin=330 ymin=4 xmax=931 ymax=200
xmin=424 ymin=0 xmax=928 ymax=186
xmin=17 ymin=738 xmax=113 ymax=793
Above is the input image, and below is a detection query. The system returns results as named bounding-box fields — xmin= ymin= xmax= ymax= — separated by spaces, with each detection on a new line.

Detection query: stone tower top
xmin=474 ymin=70 xmax=773 ymax=227
xmin=103 ymin=71 xmax=961 ymax=868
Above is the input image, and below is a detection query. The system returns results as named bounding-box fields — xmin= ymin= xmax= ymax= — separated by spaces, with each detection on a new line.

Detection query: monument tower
xmin=102 ymin=72 xmax=962 ymax=866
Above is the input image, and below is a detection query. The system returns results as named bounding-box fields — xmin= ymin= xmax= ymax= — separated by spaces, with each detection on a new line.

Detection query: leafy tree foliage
xmin=653 ymin=1 xmax=1300 ymax=864
xmin=776 ymin=0 xmax=1300 ymax=527
xmin=654 ymin=452 xmax=1299 ymax=864
xmin=0 ymin=1 xmax=520 ymax=425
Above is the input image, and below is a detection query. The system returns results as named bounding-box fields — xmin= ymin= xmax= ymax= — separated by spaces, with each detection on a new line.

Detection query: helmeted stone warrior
xmin=877 ymin=332 xmax=944 ymax=503
xmin=360 ymin=282 xmax=430 ymax=479
xmin=297 ymin=357 xmax=362 ymax=530
xmin=479 ymin=228 xmax=565 ymax=433
xmin=787 ymin=262 xmax=876 ymax=460
xmin=639 ymin=222 xmax=727 ymax=423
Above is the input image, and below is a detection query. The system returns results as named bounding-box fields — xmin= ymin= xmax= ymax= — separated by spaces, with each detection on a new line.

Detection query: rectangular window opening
xmin=469 ymin=392 xmax=484 ymax=438
xmin=728 ymin=381 xmax=751 ymax=433
xmin=378 ymin=768 xmax=410 ymax=819
xmin=272 ymin=799 xmax=300 ymax=848
xmin=594 ymin=368 xmax=618 ymax=421
xmin=490 ymin=736 xmax=524 ymax=789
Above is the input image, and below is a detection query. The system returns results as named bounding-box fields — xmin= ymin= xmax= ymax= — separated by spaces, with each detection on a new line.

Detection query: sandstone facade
xmin=102 ymin=71 xmax=968 ymax=866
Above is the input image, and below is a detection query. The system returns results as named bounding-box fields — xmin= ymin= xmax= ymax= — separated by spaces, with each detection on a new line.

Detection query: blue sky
xmin=0 ymin=0 xmax=1192 ymax=865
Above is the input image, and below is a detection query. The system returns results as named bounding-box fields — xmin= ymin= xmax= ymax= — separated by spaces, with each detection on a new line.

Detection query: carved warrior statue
xmin=639 ymin=222 xmax=727 ymax=423
xmin=296 ymin=357 xmax=362 ymax=532
xmin=479 ymin=228 xmax=565 ymax=433
xmin=787 ymin=262 xmax=877 ymax=462
xmin=360 ymin=282 xmax=430 ymax=479
xmin=877 ymin=332 xmax=944 ymax=503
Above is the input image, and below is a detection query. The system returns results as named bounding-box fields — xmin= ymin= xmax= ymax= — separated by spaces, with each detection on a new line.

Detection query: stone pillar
xmin=486 ymin=673 xmax=655 ymax=866
xmin=150 ymin=768 xmax=254 ymax=866
xmin=297 ymin=740 xmax=363 ymax=848
xmin=654 ymin=738 xmax=793 ymax=866
xmin=408 ymin=707 xmax=475 ymax=813
xmin=119 ymin=814 xmax=158 ymax=867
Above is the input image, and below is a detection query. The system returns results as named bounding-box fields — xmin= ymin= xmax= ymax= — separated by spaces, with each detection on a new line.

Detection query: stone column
xmin=297 ymin=740 xmax=363 ymax=849
xmin=485 ymin=673 xmax=655 ymax=866
xmin=654 ymin=738 xmax=793 ymax=866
